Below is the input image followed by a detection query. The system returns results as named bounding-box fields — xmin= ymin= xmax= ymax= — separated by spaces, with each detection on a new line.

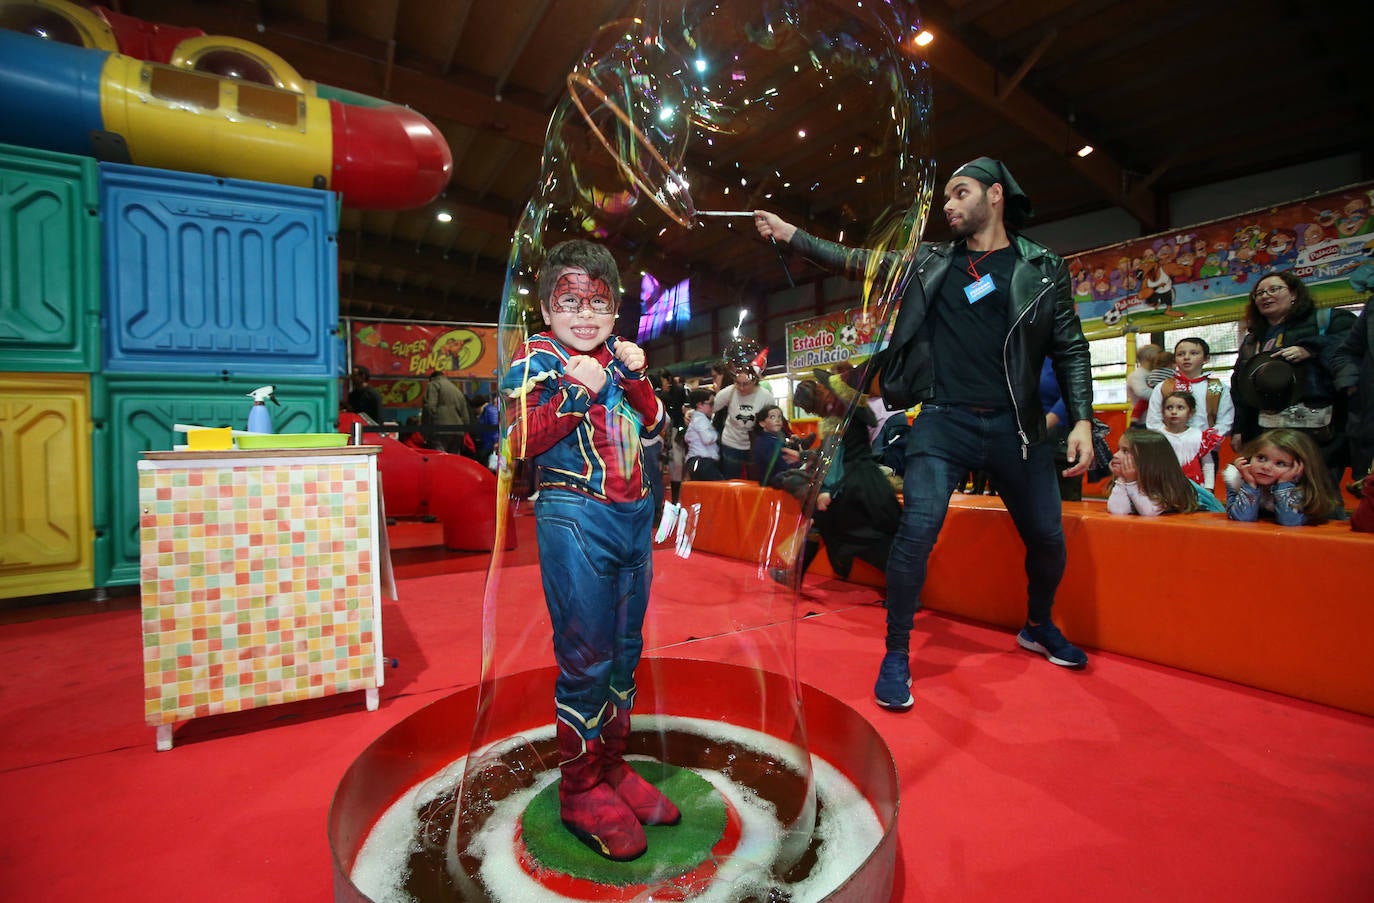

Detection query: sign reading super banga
xmin=350 ymin=321 xmax=499 ymax=380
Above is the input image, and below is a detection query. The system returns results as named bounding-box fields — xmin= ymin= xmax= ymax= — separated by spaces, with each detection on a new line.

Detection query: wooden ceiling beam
xmin=492 ymin=0 xmax=554 ymax=100
xmin=342 ymin=274 xmax=497 ymax=322
xmin=993 ymin=0 xmax=1118 ymax=58
xmin=1031 ymin=2 xmax=1220 ymax=86
xmin=343 ymin=236 xmax=508 ymax=295
xmin=995 ymin=28 xmax=1055 ymax=102
xmin=125 ymin=1 xmax=550 ymax=146
xmin=438 ymin=0 xmax=476 ymax=76
xmin=921 ymin=31 xmax=1158 ymax=228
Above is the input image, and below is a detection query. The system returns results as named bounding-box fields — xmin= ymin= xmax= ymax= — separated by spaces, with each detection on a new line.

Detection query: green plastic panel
xmin=0 ymin=143 xmax=101 ymax=372
xmin=90 ymin=374 xmax=338 ymax=587
xmin=0 ymin=373 xmax=94 ymax=599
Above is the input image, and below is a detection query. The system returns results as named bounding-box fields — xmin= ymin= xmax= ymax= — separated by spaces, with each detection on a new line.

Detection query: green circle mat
xmin=520 ymin=762 xmax=726 ymax=885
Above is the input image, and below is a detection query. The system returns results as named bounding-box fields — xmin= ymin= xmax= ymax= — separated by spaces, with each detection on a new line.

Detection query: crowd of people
xmin=1104 ymin=267 xmax=1370 ymax=528
xmin=343 ymin=159 xmax=1372 ymax=818
xmin=342 ymin=364 xmax=500 ymax=466
xmin=399 ymin=150 xmax=1374 ymax=861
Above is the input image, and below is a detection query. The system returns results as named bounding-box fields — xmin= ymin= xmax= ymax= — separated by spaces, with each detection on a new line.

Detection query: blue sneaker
xmin=1017 ymin=621 xmax=1088 ymax=669
xmin=874 ymin=651 xmax=914 ymax=711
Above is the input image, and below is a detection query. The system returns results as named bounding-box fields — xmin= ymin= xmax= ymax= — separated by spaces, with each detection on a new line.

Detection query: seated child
xmin=1154 ymin=391 xmax=1224 ymax=489
xmin=751 ymin=403 xmax=806 ymax=489
xmin=1106 ymin=429 xmax=1224 ymax=516
xmin=1223 ymin=428 xmax=1335 ymax=526
xmin=501 ymin=239 xmax=678 ymax=862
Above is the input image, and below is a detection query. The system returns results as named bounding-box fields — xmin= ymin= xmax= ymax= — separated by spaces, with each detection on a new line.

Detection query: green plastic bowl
xmin=235 ymin=433 xmax=348 ymax=450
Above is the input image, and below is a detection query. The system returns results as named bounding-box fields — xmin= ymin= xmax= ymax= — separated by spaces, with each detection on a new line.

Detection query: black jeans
xmin=886 ymin=404 xmax=1067 ymax=653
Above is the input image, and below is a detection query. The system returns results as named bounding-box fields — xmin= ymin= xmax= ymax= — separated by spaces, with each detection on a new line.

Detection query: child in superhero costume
xmin=501 ymin=240 xmax=678 ymax=861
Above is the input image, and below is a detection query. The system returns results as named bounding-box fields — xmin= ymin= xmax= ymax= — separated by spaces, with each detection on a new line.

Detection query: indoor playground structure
xmin=1 ymin=2 xmax=1370 ymax=902
xmin=337 ymin=412 xmax=514 ymax=554
xmin=0 ymin=0 xmax=451 ymax=209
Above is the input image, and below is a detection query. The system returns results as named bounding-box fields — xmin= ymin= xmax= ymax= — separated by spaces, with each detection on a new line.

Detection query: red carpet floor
xmin=2 ymin=514 xmax=1372 ymax=902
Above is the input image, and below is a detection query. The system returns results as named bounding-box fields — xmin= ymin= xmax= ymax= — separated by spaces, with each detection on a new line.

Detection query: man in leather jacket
xmin=755 ymin=157 xmax=1095 ymax=712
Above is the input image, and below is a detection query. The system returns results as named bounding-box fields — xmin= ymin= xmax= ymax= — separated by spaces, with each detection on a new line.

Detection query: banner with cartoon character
xmin=1071 ymin=182 xmax=1374 ymax=340
xmin=350 ymin=320 xmax=498 ymax=407
xmin=785 ymin=307 xmax=884 ymax=375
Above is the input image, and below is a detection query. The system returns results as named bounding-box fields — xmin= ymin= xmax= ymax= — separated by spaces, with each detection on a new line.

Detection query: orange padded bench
xmin=680 ymin=480 xmax=801 ymax=561
xmin=679 ymin=480 xmax=885 ymax=586
xmin=676 ymin=482 xmax=1374 ymax=716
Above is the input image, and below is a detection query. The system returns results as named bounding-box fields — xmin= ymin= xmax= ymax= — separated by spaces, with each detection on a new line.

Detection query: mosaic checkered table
xmin=138 ymin=447 xmax=385 ymax=750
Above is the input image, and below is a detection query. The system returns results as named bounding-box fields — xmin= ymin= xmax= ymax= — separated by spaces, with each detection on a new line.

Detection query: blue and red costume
xmin=502 ymin=332 xmax=665 ymax=739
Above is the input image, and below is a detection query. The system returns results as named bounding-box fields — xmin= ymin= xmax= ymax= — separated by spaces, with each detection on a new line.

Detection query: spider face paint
xmin=542 ymin=267 xmax=616 ymax=352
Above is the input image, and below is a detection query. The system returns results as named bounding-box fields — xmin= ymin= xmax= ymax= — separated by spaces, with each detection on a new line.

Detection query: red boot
xmin=557 ymin=718 xmax=646 ymax=861
xmin=601 ymin=705 xmax=681 ymax=826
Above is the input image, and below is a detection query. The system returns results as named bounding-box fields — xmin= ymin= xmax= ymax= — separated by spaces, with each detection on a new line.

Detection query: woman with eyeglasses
xmin=1230 ymin=270 xmax=1358 ymax=512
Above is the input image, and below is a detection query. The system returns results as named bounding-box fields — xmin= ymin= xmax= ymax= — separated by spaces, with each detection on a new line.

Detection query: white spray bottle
xmin=246 ymin=385 xmax=279 ymax=434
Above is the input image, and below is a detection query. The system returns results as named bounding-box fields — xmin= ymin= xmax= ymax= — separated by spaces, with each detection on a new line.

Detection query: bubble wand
xmin=696 ymin=211 xmax=795 ymax=288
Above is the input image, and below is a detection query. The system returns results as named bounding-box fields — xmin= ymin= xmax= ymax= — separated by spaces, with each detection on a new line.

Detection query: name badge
xmin=964 ymin=273 xmax=995 ymax=303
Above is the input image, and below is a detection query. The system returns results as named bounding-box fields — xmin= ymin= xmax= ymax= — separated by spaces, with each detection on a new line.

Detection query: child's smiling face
xmin=541 ymin=267 xmax=617 ymax=352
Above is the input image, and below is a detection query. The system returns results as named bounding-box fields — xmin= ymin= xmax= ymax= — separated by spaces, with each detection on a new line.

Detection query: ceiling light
xmin=797 ymin=129 xmax=807 ymax=139
xmin=1076 ymin=145 xmax=1094 ymax=157
xmin=436 ymin=211 xmax=452 ymax=223
xmin=914 ymin=30 xmax=934 ymax=47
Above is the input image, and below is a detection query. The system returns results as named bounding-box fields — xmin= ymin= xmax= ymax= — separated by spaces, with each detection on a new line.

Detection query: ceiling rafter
xmin=949 ymin=0 xmax=1007 ymax=28
xmin=128 ymin=1 xmax=551 ymax=145
xmin=492 ymin=0 xmax=553 ymax=100
xmin=992 ymin=0 xmax=1119 ymax=58
xmin=343 ymin=274 xmax=498 ymax=322
xmin=1029 ymin=2 xmax=1218 ymax=86
xmin=995 ymin=28 xmax=1055 ymax=102
xmin=346 ymin=235 xmax=508 ymax=294
xmin=920 ymin=29 xmax=1158 ymax=228
xmin=438 ymin=0 xmax=476 ymax=76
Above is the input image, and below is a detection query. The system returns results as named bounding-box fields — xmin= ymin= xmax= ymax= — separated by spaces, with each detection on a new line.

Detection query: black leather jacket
xmin=789 ymin=229 xmax=1094 ymax=449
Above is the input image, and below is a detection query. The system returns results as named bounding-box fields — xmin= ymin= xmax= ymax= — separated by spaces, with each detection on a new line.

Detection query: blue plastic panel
xmin=0 ymin=143 xmax=102 ymax=371
xmin=90 ymin=373 xmax=338 ymax=587
xmin=100 ymin=164 xmax=339 ymax=377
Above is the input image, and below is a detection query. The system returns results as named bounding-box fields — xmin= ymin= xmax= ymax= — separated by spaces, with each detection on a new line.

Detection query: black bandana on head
xmin=950 ymin=156 xmax=1033 ymax=229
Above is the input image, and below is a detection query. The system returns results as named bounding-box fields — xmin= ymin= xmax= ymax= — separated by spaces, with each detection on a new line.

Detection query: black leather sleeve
xmin=1047 ymin=255 xmax=1095 ymax=425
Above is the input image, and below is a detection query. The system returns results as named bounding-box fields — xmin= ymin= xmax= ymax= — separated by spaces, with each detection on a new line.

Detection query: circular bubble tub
xmin=330 ymin=659 xmax=899 ymax=902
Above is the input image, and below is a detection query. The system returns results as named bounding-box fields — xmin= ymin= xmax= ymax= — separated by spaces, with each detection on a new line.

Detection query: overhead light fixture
xmin=1076 ymin=145 xmax=1094 ymax=158
xmin=436 ymin=211 xmax=452 ymax=223
xmin=914 ymin=30 xmax=934 ymax=47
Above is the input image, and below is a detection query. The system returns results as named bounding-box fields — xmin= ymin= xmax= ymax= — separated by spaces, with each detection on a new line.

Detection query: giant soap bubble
xmin=337 ymin=2 xmax=932 ymax=901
